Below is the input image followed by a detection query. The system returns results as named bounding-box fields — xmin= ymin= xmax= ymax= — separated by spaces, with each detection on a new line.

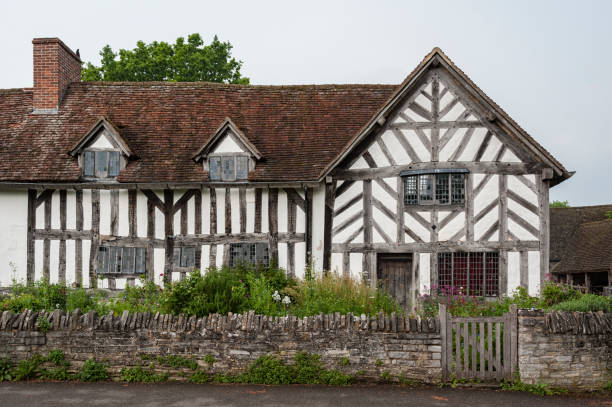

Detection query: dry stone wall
xmin=518 ymin=310 xmax=612 ymax=390
xmin=0 ymin=309 xmax=442 ymax=382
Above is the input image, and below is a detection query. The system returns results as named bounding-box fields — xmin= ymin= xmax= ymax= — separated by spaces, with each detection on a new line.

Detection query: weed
xmin=78 ymin=358 xmax=109 ymax=382
xmin=375 ymin=359 xmax=383 ymax=366
xmin=204 ymin=354 xmax=215 ymax=367
xmin=0 ymin=357 xmax=13 ymax=381
xmin=501 ymin=378 xmax=568 ymax=396
xmin=36 ymin=317 xmax=51 ymax=334
xmin=120 ymin=366 xmax=168 ymax=382
xmin=339 ymin=357 xmax=350 ymax=366
xmin=189 ymin=369 xmax=211 ymax=383
xmin=380 ymin=371 xmax=392 ymax=382
xmin=47 ymin=349 xmax=67 ymax=366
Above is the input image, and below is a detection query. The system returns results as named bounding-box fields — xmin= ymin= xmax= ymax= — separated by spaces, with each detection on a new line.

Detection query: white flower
xmin=272 ymin=291 xmax=281 ymax=302
xmin=282 ymin=296 xmax=291 ymax=305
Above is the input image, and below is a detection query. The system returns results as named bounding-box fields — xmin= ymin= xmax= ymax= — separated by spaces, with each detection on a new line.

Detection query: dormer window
xmin=70 ymin=117 xmax=133 ymax=181
xmin=193 ymin=117 xmax=263 ymax=182
xmin=209 ymin=154 xmax=249 ymax=181
xmin=83 ymin=150 xmax=121 ymax=178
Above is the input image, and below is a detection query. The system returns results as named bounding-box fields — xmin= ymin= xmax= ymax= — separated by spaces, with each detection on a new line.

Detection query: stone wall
xmin=0 ymin=309 xmax=442 ymax=382
xmin=518 ymin=310 xmax=612 ymax=390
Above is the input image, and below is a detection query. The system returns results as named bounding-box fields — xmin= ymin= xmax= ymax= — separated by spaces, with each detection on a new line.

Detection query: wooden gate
xmin=440 ymin=304 xmax=517 ymax=382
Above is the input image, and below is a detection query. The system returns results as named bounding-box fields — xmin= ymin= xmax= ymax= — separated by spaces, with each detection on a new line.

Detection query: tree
xmin=82 ymin=34 xmax=249 ymax=84
xmin=550 ymin=200 xmax=570 ymax=208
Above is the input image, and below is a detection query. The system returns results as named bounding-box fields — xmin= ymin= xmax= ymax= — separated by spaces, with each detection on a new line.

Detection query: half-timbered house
xmin=0 ymin=38 xmax=572 ymax=307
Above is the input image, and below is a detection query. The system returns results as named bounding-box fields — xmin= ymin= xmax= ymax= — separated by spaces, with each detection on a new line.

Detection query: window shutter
xmin=84 ymin=151 xmax=95 ymax=177
xmin=135 ymin=248 xmax=146 ymax=274
xmin=209 ymin=157 xmax=221 ymax=180
xmin=108 ymin=152 xmax=120 ymax=177
xmin=108 ymin=247 xmax=117 ymax=273
xmin=221 ymin=156 xmax=235 ymax=181
xmin=98 ymin=247 xmax=107 ymax=274
xmin=236 ymin=156 xmax=248 ymax=180
xmin=173 ymin=248 xmax=181 ymax=266
xmin=256 ymin=243 xmax=269 ymax=266
xmin=187 ymin=247 xmax=196 ymax=268
xmin=95 ymin=151 xmax=108 ymax=177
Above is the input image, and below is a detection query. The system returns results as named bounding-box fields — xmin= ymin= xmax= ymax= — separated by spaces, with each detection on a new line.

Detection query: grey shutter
xmin=209 ymin=157 xmax=221 ymax=180
xmin=173 ymin=248 xmax=181 ymax=266
xmin=108 ymin=152 xmax=120 ymax=177
xmin=115 ymin=247 xmax=123 ymax=273
xmin=95 ymin=151 xmax=108 ymax=177
xmin=135 ymin=248 xmax=146 ymax=274
xmin=122 ymin=247 xmax=134 ymax=273
xmin=236 ymin=156 xmax=248 ymax=180
xmin=256 ymin=243 xmax=269 ymax=266
xmin=221 ymin=156 xmax=235 ymax=181
xmin=187 ymin=247 xmax=196 ymax=267
xmin=84 ymin=151 xmax=95 ymax=177
xmin=98 ymin=247 xmax=107 ymax=274
xmin=108 ymin=247 xmax=117 ymax=274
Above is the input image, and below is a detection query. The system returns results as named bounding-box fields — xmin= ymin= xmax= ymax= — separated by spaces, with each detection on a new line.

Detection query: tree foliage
xmin=82 ymin=34 xmax=249 ymax=84
xmin=550 ymin=200 xmax=570 ymax=208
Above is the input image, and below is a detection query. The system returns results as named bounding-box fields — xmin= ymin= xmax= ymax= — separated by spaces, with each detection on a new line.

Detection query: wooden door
xmin=377 ymin=254 xmax=412 ymax=309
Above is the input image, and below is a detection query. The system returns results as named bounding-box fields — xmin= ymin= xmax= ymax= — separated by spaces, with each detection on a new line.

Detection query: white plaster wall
xmin=216 ymin=188 xmax=225 ymax=234
xmin=51 ymin=191 xmax=60 ymax=229
xmin=90 ymin=132 xmax=115 ymax=149
xmin=528 ymin=251 xmax=541 ymax=296
xmin=278 ymin=190 xmax=288 ymax=233
xmin=65 ymin=240 xmax=75 ymax=286
xmin=294 ymin=242 xmax=306 ymax=279
xmin=311 ymin=185 xmax=326 ymax=271
xmin=507 ymin=251 xmax=520 ymax=295
xmin=211 ymin=134 xmax=244 ymax=153
xmin=34 ymin=240 xmax=43 ymax=282
xmin=0 ymin=190 xmax=28 ymax=285
xmin=136 ymin=191 xmax=148 ymax=237
xmin=330 ymin=252 xmax=342 ymax=275
xmin=419 ymin=253 xmax=430 ymax=294
xmin=99 ymin=190 xmax=111 ymax=235
xmin=349 ymin=253 xmax=363 ymax=280
xmin=118 ymin=190 xmax=129 ymax=236
xmin=437 ymin=212 xmax=466 ymax=241
xmin=66 ymin=190 xmax=76 ymax=230
xmin=230 ymin=188 xmax=240 ymax=234
xmin=245 ymin=188 xmax=255 ymax=233
xmin=82 ymin=240 xmax=91 ymax=288
xmin=153 ymin=248 xmax=165 ymax=285
xmin=49 ymin=240 xmax=59 ymax=283
xmin=202 ymin=189 xmax=211 ymax=234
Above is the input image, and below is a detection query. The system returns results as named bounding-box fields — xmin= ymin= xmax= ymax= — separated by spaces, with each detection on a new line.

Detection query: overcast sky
xmin=2 ymin=0 xmax=610 ymax=206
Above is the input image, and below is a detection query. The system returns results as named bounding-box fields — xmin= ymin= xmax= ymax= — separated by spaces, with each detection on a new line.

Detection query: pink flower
xmin=159 ymin=273 xmax=164 ymax=277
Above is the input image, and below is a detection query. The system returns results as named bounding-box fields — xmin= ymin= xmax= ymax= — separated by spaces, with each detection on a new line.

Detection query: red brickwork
xmin=33 ymin=38 xmax=81 ymax=111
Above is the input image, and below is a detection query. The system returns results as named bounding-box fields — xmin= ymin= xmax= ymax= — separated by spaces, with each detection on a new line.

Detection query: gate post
xmin=509 ymin=304 xmax=518 ymax=379
xmin=439 ymin=304 xmax=447 ymax=382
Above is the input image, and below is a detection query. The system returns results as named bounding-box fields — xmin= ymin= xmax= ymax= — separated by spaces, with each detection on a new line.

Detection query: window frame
xmin=402 ymin=169 xmax=467 ymax=207
xmin=208 ymin=153 xmax=250 ymax=182
xmin=437 ymin=251 xmax=499 ymax=297
xmin=82 ymin=148 xmax=122 ymax=179
xmin=173 ymin=246 xmax=197 ymax=270
xmin=97 ymin=245 xmax=147 ymax=276
xmin=229 ymin=242 xmax=269 ymax=268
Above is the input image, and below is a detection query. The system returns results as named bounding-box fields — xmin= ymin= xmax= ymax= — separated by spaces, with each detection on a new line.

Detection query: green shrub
xmin=290 ymin=272 xmax=402 ymax=317
xmin=78 ymin=358 xmax=109 ymax=382
xmin=163 ymin=269 xmax=248 ymax=316
xmin=13 ymin=354 xmax=45 ymax=381
xmin=109 ymin=277 xmax=163 ymax=315
xmin=189 ymin=369 xmax=211 ymax=383
xmin=120 ymin=366 xmax=168 ymax=382
xmin=157 ymin=355 xmax=198 ymax=370
xmin=540 ymin=282 xmax=581 ymax=307
xmin=41 ymin=367 xmax=73 ymax=381
xmin=47 ymin=349 xmax=67 ymax=366
xmin=240 ymin=355 xmax=293 ymax=384
xmin=551 ymin=294 xmax=612 ymax=313
xmin=0 ymin=357 xmax=13 ymax=382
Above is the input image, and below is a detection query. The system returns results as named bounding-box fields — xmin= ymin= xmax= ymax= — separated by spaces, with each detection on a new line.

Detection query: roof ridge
xmin=551 ymin=204 xmax=612 ymax=209
xmin=70 ymin=81 xmax=398 ymax=89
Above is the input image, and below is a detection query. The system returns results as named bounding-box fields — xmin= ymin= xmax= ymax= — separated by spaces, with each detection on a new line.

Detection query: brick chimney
xmin=32 ymin=38 xmax=81 ymax=113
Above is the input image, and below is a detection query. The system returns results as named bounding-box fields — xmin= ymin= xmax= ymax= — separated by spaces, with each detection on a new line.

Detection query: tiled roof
xmin=550 ymin=205 xmax=612 ymax=266
xmin=554 ymin=218 xmax=612 ymax=274
xmin=0 ymin=83 xmax=396 ymax=183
